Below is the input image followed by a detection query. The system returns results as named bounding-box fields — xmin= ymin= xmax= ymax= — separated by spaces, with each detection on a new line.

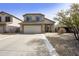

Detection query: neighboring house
xmin=20 ymin=13 xmax=55 ymax=33
xmin=0 ymin=11 xmax=22 ymax=33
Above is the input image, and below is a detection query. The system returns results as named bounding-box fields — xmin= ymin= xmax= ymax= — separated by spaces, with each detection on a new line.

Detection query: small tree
xmin=54 ymin=3 xmax=79 ymax=41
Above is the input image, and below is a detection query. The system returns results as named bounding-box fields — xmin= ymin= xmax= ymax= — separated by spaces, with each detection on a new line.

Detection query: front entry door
xmin=45 ymin=24 xmax=52 ymax=32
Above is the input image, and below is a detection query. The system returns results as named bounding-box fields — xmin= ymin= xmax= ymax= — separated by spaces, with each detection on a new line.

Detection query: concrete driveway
xmin=0 ymin=34 xmax=58 ymax=56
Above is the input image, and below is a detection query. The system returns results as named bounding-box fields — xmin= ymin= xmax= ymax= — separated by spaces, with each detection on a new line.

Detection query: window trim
xmin=26 ymin=16 xmax=31 ymax=22
xmin=5 ymin=16 xmax=11 ymax=22
xmin=36 ymin=16 xmax=40 ymax=21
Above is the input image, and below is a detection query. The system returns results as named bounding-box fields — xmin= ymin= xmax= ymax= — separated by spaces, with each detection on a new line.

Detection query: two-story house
xmin=20 ymin=13 xmax=55 ymax=33
xmin=0 ymin=11 xmax=22 ymax=33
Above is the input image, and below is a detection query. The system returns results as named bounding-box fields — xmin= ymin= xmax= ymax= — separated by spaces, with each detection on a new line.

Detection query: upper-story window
xmin=5 ymin=16 xmax=11 ymax=22
xmin=0 ymin=17 xmax=1 ymax=22
xmin=26 ymin=16 xmax=31 ymax=22
xmin=36 ymin=16 xmax=40 ymax=21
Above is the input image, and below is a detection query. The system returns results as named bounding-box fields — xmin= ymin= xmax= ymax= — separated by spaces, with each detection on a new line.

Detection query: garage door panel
xmin=24 ymin=25 xmax=41 ymax=33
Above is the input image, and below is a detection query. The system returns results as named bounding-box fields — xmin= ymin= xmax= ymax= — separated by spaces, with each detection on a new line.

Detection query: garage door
xmin=24 ymin=25 xmax=41 ymax=33
xmin=0 ymin=26 xmax=4 ymax=33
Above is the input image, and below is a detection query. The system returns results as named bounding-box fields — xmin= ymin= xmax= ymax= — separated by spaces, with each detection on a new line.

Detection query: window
xmin=26 ymin=16 xmax=31 ymax=22
xmin=0 ymin=17 xmax=1 ymax=22
xmin=5 ymin=16 xmax=10 ymax=22
xmin=36 ymin=16 xmax=40 ymax=21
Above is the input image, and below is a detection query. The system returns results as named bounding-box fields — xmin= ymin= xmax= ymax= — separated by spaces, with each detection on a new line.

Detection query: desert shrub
xmin=58 ymin=28 xmax=66 ymax=34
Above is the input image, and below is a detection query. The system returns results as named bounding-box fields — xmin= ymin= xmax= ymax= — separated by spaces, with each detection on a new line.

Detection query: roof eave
xmin=23 ymin=13 xmax=45 ymax=17
xmin=0 ymin=11 xmax=22 ymax=21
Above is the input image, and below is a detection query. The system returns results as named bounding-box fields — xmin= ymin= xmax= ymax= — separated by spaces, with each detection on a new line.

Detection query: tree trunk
xmin=72 ymin=27 xmax=79 ymax=41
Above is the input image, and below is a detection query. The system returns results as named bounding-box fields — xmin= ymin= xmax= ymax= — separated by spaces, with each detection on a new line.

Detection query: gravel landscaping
xmin=45 ymin=33 xmax=79 ymax=56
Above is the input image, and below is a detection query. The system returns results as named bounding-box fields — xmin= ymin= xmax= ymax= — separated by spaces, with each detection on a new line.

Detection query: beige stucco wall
xmin=6 ymin=17 xmax=21 ymax=32
xmin=51 ymin=24 xmax=55 ymax=32
xmin=6 ymin=17 xmax=21 ymax=27
xmin=43 ymin=18 xmax=54 ymax=24
xmin=0 ymin=26 xmax=4 ymax=33
xmin=42 ymin=24 xmax=45 ymax=33
xmin=20 ymin=25 xmax=23 ymax=33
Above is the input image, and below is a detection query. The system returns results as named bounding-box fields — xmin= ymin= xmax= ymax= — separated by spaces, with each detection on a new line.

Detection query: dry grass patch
xmin=47 ymin=33 xmax=79 ymax=56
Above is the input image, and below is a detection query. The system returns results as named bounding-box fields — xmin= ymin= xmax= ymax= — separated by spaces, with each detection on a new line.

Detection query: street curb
xmin=41 ymin=34 xmax=59 ymax=56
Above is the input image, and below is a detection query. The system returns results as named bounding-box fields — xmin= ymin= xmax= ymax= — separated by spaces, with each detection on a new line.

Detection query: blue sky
xmin=0 ymin=3 xmax=71 ymax=20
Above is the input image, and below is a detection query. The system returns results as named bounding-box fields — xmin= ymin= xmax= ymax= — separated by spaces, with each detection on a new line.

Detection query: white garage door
xmin=0 ymin=26 xmax=4 ymax=33
xmin=24 ymin=25 xmax=41 ymax=33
